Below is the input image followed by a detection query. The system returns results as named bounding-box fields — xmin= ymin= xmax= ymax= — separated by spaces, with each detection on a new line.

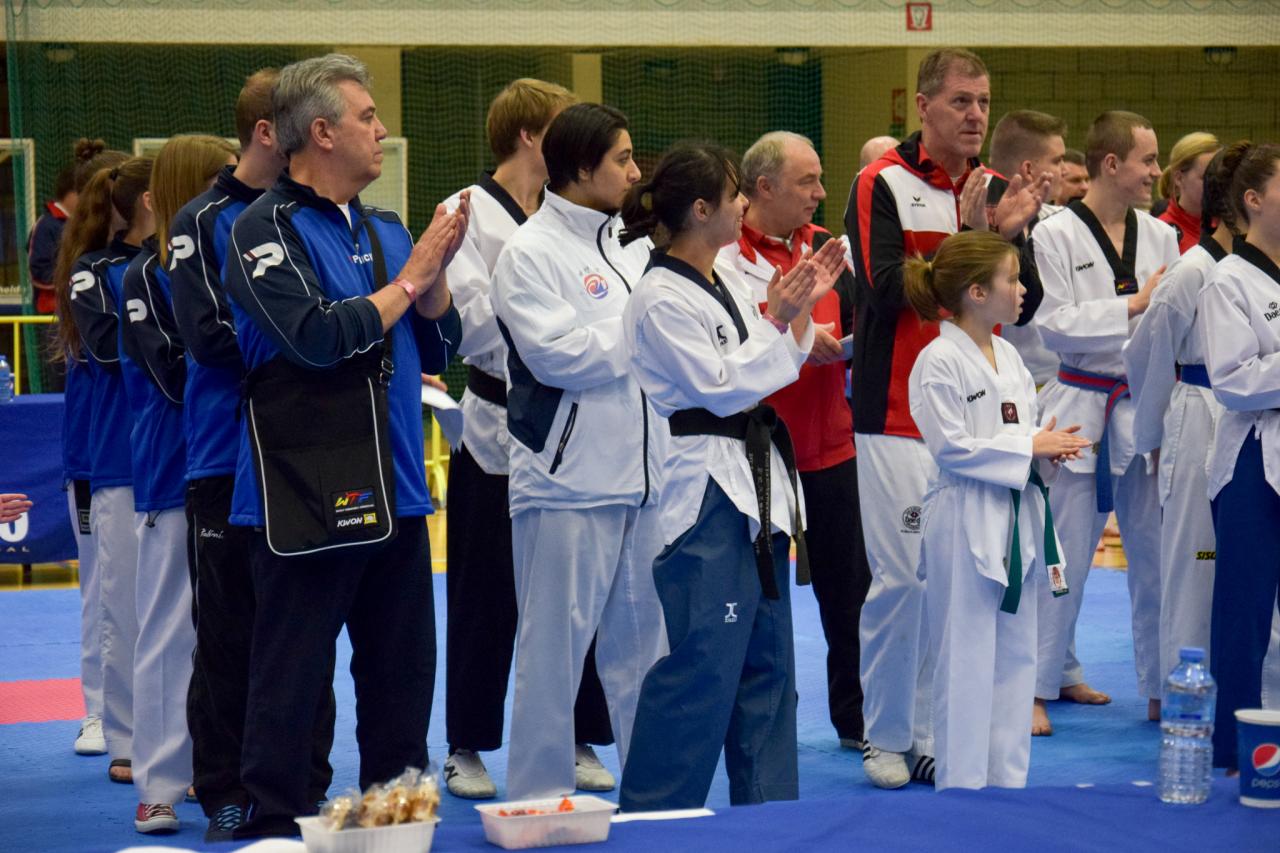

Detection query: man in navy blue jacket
xmin=222 ymin=53 xmax=468 ymax=839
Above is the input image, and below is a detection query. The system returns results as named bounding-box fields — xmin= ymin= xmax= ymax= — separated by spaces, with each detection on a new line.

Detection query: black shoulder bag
xmin=243 ymin=218 xmax=398 ymax=556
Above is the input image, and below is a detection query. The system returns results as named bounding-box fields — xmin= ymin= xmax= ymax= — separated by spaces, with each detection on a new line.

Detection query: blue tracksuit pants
xmin=1210 ymin=435 xmax=1280 ymax=769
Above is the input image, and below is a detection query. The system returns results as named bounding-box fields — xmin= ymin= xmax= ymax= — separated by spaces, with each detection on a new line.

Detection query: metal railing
xmin=0 ymin=315 xmax=56 ymax=395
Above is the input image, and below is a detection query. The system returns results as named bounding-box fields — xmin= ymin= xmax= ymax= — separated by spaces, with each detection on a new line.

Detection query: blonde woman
xmin=119 ymin=135 xmax=237 ymax=833
xmin=1157 ymin=131 xmax=1220 ymax=253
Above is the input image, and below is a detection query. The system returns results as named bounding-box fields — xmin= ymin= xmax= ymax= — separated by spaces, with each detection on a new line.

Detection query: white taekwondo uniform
xmin=1032 ymin=200 xmax=1178 ymax=701
xmin=492 ymin=190 xmax=668 ymax=800
xmin=911 ymin=321 xmax=1055 ymax=790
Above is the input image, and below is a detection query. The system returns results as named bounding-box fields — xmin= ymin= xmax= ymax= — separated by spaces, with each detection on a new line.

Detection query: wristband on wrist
xmin=391 ymin=278 xmax=418 ymax=301
xmin=763 ymin=312 xmax=788 ymax=334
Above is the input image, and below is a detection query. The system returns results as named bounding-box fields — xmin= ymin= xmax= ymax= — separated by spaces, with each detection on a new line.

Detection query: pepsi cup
xmin=1234 ymin=708 xmax=1280 ymax=807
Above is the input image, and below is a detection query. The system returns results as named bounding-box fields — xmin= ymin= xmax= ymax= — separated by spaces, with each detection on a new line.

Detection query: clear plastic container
xmin=1159 ymin=646 xmax=1216 ymax=804
xmin=475 ymin=794 xmax=616 ymax=849
xmin=295 ymin=815 xmax=440 ymax=853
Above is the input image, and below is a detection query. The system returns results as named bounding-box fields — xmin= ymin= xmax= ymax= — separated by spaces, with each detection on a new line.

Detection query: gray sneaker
xmin=444 ymin=749 xmax=497 ymax=799
xmin=861 ymin=743 xmax=910 ymax=789
xmin=74 ymin=715 xmax=106 ymax=755
xmin=574 ymin=744 xmax=616 ymax=792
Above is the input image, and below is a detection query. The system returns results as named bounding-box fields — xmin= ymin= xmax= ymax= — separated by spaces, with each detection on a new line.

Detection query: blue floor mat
xmin=0 ymin=567 xmax=1170 ymax=852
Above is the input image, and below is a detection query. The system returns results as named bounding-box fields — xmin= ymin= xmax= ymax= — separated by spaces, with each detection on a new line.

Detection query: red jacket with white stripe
xmin=844 ymin=132 xmax=995 ymax=440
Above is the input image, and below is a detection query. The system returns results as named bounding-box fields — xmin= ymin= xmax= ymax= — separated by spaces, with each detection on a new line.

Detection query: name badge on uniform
xmin=1047 ymin=560 xmax=1069 ymax=597
xmin=1114 ymin=277 xmax=1138 ymax=295
xmin=1001 ymin=401 xmax=1019 ymax=424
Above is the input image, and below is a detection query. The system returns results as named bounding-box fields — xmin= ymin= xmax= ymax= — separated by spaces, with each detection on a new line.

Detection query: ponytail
xmin=903 ymin=230 xmax=1017 ymax=323
xmin=1200 ymin=147 xmax=1235 ymax=234
xmin=52 ymin=155 xmax=151 ymax=363
xmin=1220 ymin=140 xmax=1280 ymax=229
xmin=903 ymin=255 xmax=942 ymax=322
xmin=619 ymin=141 xmax=739 ymax=249
xmin=618 ymin=182 xmax=661 ymax=247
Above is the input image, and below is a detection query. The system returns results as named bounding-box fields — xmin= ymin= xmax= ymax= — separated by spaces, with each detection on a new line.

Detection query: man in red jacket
xmin=718 ymin=130 xmax=869 ymax=754
xmin=843 ymin=48 xmax=1048 ymax=789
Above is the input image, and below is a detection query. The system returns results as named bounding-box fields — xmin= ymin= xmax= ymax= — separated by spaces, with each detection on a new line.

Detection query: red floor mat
xmin=0 ymin=678 xmax=84 ymax=724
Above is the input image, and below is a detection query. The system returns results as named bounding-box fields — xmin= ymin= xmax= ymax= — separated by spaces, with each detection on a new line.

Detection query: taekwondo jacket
xmin=170 ymin=166 xmax=263 ymax=482
xmin=1198 ymin=243 xmax=1280 ymax=500
xmin=1032 ymin=201 xmax=1178 ymax=476
xmin=443 ymin=174 xmax=525 ymax=476
xmin=68 ymin=238 xmax=143 ymax=492
xmin=491 ymin=190 xmax=667 ymax=515
xmin=910 ymin=321 xmax=1057 ymax=589
xmin=1124 ymin=238 xmax=1227 ymax=502
xmin=120 ymin=240 xmax=187 ymax=512
xmin=223 ymin=172 xmax=462 ymax=527
xmin=624 ymin=252 xmax=811 ymax=547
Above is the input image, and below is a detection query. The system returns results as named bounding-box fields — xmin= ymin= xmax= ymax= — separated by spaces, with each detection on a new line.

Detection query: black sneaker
xmin=204 ymin=803 xmax=246 ymax=843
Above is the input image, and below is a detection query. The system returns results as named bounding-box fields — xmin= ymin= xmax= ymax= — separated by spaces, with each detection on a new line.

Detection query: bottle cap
xmin=1179 ymin=646 xmax=1206 ymax=663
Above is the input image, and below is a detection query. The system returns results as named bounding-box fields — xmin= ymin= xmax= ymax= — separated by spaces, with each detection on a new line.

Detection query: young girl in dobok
xmin=906 ymin=231 xmax=1090 ymax=790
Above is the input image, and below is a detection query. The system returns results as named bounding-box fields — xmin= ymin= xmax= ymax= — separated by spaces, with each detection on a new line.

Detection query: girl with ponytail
xmin=48 ymin=145 xmax=130 ymax=763
xmin=619 ymin=141 xmax=846 ymax=812
xmin=905 ymin=229 xmax=1088 ymax=790
xmin=64 ymin=155 xmax=153 ymax=790
xmin=118 ymin=135 xmax=235 ymax=834
xmin=1198 ymin=140 xmax=1280 ymax=772
xmin=51 ymin=144 xmax=131 ymax=764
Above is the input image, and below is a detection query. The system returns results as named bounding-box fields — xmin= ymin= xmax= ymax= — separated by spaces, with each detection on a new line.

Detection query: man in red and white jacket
xmin=718 ymin=130 xmax=868 ymax=755
xmin=843 ymin=47 xmax=1048 ymax=789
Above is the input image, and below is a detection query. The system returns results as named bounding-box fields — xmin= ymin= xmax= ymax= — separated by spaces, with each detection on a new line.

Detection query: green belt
xmin=1001 ymin=468 xmax=1063 ymax=614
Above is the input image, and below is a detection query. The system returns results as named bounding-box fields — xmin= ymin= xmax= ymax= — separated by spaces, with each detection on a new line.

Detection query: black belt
xmin=466 ymin=366 xmax=507 ymax=408
xmin=668 ymin=404 xmax=810 ymax=599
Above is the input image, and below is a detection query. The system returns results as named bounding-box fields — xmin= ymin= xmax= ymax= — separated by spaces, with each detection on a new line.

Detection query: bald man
xmin=860 ymin=136 xmax=899 ymax=170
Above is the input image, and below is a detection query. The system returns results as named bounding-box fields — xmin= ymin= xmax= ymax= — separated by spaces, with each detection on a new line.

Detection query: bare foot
xmin=1059 ymin=683 xmax=1112 ymax=705
xmin=1148 ymin=698 xmax=1161 ymax=721
xmin=1032 ymin=699 xmax=1053 ymax=736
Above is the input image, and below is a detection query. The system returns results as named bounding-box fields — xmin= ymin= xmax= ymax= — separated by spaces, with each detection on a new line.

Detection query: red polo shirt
xmin=739 ymin=221 xmax=855 ymax=472
xmin=1158 ymin=198 xmax=1201 ymax=255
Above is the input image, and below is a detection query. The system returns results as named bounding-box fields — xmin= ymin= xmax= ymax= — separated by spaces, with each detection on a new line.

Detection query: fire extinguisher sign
xmin=907 ymin=2 xmax=933 ymax=32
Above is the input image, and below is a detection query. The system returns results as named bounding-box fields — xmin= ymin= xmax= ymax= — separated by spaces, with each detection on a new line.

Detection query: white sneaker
xmin=443 ymin=749 xmax=497 ymax=799
xmin=574 ymin=744 xmax=616 ymax=792
xmin=75 ymin=716 xmax=106 ymax=755
xmin=861 ymin=743 xmax=910 ymax=789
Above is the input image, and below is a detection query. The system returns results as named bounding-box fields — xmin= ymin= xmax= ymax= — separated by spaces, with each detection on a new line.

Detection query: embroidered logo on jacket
xmin=1266 ymin=302 xmax=1280 ymax=322
xmin=125 ymin=298 xmax=147 ymax=323
xmin=243 ymin=242 xmax=285 ymax=279
xmin=69 ymin=270 xmax=95 ymax=301
xmin=168 ymin=235 xmax=195 ymax=270
xmin=966 ymin=388 xmax=986 ymax=403
xmin=583 ymin=273 xmax=609 ymax=299
xmin=901 ymin=506 xmax=922 ymax=533
xmin=1074 ymin=261 xmax=1095 ymax=272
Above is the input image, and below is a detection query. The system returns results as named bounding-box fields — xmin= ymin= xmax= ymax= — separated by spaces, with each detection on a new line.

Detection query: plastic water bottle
xmin=0 ymin=355 xmax=12 ymax=402
xmin=1159 ymin=646 xmax=1216 ymax=804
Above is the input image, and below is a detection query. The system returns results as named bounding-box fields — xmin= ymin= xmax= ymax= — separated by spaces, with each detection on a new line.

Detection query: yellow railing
xmin=425 ymin=406 xmax=449 ymax=506
xmin=0 ymin=314 xmax=56 ymax=395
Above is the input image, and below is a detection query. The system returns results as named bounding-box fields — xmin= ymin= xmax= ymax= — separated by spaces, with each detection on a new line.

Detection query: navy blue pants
xmin=620 ymin=479 xmax=798 ymax=812
xmin=236 ymin=518 xmax=435 ymax=839
xmin=1210 ymin=435 xmax=1280 ymax=769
